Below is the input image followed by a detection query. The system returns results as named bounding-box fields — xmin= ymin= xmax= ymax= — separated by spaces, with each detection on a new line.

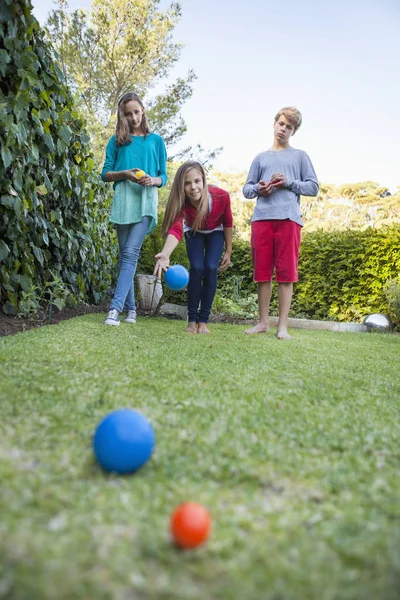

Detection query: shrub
xmin=0 ymin=0 xmax=117 ymax=316
xmin=213 ymin=293 xmax=258 ymax=319
xmin=383 ymin=279 xmax=400 ymax=327
xmin=296 ymin=226 xmax=400 ymax=321
xmin=138 ymin=224 xmax=400 ymax=322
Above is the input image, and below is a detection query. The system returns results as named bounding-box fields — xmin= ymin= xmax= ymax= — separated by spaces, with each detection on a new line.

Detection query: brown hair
xmin=274 ymin=106 xmax=302 ymax=133
xmin=162 ymin=161 xmax=209 ymax=238
xmin=115 ymin=92 xmax=150 ymax=146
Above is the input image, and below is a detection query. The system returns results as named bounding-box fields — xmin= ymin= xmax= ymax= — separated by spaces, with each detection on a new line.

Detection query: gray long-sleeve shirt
xmin=242 ymin=147 xmax=319 ymax=226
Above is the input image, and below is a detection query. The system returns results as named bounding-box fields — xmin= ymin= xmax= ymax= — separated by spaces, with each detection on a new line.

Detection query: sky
xmin=31 ymin=0 xmax=400 ymax=191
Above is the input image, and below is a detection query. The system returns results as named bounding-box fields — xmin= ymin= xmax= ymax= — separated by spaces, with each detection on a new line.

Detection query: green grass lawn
xmin=1 ymin=315 xmax=400 ymax=600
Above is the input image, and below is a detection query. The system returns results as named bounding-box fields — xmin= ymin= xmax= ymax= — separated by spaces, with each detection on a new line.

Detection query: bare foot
xmin=244 ymin=323 xmax=269 ymax=334
xmin=185 ymin=322 xmax=197 ymax=333
xmin=197 ymin=323 xmax=211 ymax=334
xmin=276 ymin=328 xmax=292 ymax=340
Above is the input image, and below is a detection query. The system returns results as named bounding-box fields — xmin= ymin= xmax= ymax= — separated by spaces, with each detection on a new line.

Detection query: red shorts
xmin=251 ymin=219 xmax=301 ymax=282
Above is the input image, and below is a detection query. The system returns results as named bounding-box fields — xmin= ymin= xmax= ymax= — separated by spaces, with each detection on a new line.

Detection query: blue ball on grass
xmin=93 ymin=409 xmax=155 ymax=474
xmin=164 ymin=264 xmax=189 ymax=291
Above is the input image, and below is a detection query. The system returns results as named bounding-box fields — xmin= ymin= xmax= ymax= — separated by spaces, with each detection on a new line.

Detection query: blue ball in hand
xmin=164 ymin=264 xmax=189 ymax=291
xmin=93 ymin=409 xmax=155 ymax=474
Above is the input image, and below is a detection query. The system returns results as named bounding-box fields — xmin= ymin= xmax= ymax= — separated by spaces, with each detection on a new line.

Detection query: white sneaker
xmin=124 ymin=310 xmax=137 ymax=323
xmin=104 ymin=309 xmax=120 ymax=326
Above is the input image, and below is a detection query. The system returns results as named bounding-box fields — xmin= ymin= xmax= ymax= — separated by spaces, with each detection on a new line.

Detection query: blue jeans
xmin=110 ymin=217 xmax=152 ymax=313
xmin=185 ymin=230 xmax=224 ymax=323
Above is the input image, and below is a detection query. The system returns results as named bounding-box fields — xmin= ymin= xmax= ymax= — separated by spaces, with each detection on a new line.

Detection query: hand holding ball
xmin=135 ymin=169 xmax=146 ymax=179
xmin=164 ymin=264 xmax=189 ymax=291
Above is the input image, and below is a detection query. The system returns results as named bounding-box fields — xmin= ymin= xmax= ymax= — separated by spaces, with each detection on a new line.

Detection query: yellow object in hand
xmin=135 ymin=169 xmax=146 ymax=179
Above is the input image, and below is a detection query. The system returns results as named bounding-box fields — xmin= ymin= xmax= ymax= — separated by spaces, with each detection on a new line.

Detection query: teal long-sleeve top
xmin=101 ymin=133 xmax=167 ymax=232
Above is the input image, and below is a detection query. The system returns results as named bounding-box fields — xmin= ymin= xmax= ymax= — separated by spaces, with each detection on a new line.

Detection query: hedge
xmin=138 ymin=222 xmax=400 ymax=323
xmin=295 ymin=226 xmax=400 ymax=321
xmin=0 ymin=0 xmax=116 ymax=316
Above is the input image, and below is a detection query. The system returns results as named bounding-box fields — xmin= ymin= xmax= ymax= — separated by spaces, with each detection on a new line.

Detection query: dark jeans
xmin=185 ymin=230 xmax=224 ymax=323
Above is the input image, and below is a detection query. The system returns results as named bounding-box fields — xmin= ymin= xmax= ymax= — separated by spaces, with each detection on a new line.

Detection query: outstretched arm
xmin=153 ymin=234 xmax=180 ymax=280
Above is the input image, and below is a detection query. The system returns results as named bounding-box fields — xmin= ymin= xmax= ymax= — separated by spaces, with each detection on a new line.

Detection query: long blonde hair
xmin=115 ymin=92 xmax=150 ymax=146
xmin=162 ymin=161 xmax=209 ymax=238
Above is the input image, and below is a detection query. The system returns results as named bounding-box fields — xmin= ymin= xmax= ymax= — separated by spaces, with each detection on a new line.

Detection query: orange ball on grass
xmin=170 ymin=502 xmax=211 ymax=549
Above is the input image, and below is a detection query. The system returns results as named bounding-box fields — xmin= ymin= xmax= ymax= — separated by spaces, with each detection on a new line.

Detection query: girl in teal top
xmin=101 ymin=92 xmax=167 ymax=326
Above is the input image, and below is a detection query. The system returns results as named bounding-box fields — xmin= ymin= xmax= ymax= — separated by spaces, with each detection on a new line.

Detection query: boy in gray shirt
xmin=242 ymin=107 xmax=318 ymax=339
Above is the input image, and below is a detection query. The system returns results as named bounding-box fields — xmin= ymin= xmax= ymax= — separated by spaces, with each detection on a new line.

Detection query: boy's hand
xmin=154 ymin=252 xmax=169 ymax=280
xmin=258 ymin=180 xmax=275 ymax=196
xmin=270 ymin=173 xmax=287 ymax=187
xmin=218 ymin=252 xmax=231 ymax=272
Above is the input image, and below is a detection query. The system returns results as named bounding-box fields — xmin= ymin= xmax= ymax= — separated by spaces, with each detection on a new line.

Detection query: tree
xmin=210 ymin=170 xmax=253 ymax=240
xmin=301 ymin=181 xmax=400 ymax=231
xmin=338 ymin=181 xmax=391 ymax=204
xmin=207 ymin=171 xmax=400 ymax=235
xmin=45 ymin=0 xmax=197 ymax=163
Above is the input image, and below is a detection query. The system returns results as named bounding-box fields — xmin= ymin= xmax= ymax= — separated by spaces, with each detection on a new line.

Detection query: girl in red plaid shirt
xmin=154 ymin=161 xmax=233 ymax=333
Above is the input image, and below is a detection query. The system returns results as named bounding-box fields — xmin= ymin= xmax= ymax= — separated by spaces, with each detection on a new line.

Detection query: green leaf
xmin=53 ymin=63 xmax=64 ymax=81
xmin=40 ymin=89 xmax=51 ymax=106
xmin=38 ymin=108 xmax=50 ymax=121
xmin=30 ymin=143 xmax=39 ymax=163
xmin=42 ymin=133 xmax=55 ymax=151
xmin=53 ymin=297 xmax=67 ymax=311
xmin=42 ymin=72 xmax=55 ymax=86
xmin=32 ymin=246 xmax=44 ymax=266
xmin=1 ymin=194 xmax=22 ymax=214
xmin=31 ymin=112 xmax=44 ymax=132
xmin=1 ymin=144 xmax=12 ymax=169
xmin=36 ymin=184 xmax=48 ymax=196
xmin=2 ymin=301 xmax=16 ymax=315
xmin=0 ymin=240 xmax=10 ymax=260
xmin=19 ymin=274 xmax=32 ymax=291
xmin=58 ymin=124 xmax=73 ymax=144
xmin=57 ymin=138 xmax=67 ymax=155
xmin=0 ymin=3 xmax=12 ymax=24
xmin=0 ymin=48 xmax=10 ymax=75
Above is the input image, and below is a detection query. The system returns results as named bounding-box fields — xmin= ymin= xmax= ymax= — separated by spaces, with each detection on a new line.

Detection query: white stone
xmin=160 ymin=303 xmax=188 ymax=321
xmin=136 ymin=274 xmax=162 ymax=310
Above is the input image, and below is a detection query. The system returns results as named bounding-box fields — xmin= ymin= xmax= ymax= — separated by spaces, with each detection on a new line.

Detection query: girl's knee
xmin=204 ymin=263 xmax=218 ymax=277
xmin=121 ymin=245 xmax=140 ymax=263
xmin=190 ymin=263 xmax=204 ymax=276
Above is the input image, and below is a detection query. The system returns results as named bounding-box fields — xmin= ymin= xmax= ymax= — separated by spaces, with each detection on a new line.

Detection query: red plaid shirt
xmin=168 ymin=185 xmax=233 ymax=241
